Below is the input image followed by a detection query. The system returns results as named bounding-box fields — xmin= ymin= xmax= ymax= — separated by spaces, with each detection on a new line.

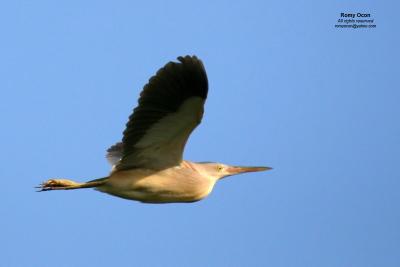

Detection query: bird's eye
xmin=217 ymin=165 xmax=223 ymax=172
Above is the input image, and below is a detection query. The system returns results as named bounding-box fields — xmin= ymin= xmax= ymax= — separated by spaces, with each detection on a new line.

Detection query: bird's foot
xmin=36 ymin=179 xmax=81 ymax=192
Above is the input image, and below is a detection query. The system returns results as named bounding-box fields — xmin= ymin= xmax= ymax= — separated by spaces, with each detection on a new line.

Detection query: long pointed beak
xmin=226 ymin=166 xmax=272 ymax=175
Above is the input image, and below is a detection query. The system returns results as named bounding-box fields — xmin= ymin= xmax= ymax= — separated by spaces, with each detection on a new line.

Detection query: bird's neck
xmin=181 ymin=160 xmax=198 ymax=171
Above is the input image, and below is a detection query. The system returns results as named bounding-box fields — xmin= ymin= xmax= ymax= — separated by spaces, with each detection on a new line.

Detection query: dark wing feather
xmin=113 ymin=55 xmax=208 ymax=171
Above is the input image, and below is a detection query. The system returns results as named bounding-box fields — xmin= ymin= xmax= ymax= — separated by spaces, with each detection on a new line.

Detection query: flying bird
xmin=38 ymin=56 xmax=271 ymax=203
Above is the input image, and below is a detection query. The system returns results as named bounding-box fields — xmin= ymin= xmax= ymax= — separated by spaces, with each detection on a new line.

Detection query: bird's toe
xmin=36 ymin=179 xmax=75 ymax=192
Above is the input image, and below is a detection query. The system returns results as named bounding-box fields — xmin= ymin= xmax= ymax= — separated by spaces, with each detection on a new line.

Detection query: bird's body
xmin=99 ymin=161 xmax=215 ymax=203
xmin=38 ymin=56 xmax=271 ymax=203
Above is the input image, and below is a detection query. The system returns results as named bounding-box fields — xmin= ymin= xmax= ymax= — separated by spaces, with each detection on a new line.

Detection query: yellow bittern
xmin=38 ymin=56 xmax=271 ymax=203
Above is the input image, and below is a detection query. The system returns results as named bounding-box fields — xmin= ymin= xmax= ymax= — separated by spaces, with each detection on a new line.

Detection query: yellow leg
xmin=37 ymin=178 xmax=108 ymax=192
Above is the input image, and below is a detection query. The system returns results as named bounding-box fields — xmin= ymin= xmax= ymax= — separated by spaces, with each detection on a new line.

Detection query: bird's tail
xmin=36 ymin=177 xmax=108 ymax=192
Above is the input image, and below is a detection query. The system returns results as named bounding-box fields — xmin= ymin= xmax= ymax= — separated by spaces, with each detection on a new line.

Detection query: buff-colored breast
xmin=97 ymin=166 xmax=216 ymax=203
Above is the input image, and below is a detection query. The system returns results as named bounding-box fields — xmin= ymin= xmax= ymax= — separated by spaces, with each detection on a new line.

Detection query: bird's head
xmin=198 ymin=162 xmax=272 ymax=180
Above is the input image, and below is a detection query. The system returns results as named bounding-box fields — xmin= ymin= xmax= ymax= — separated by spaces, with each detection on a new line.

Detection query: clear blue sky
xmin=1 ymin=1 xmax=399 ymax=266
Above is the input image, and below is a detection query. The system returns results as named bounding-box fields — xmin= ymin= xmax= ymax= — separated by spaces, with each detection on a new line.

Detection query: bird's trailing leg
xmin=37 ymin=177 xmax=108 ymax=192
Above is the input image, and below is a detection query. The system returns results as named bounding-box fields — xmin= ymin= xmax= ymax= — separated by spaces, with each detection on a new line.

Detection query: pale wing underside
xmin=107 ymin=56 xmax=208 ymax=171
xmin=118 ymin=97 xmax=205 ymax=170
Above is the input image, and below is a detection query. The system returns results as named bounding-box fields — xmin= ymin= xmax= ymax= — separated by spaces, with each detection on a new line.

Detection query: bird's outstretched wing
xmin=109 ymin=56 xmax=208 ymax=171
